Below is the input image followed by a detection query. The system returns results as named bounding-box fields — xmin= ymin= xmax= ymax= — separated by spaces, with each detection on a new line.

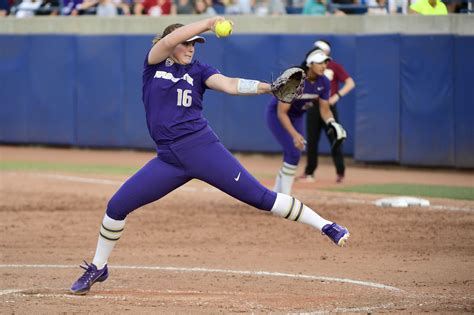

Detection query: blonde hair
xmin=152 ymin=23 xmax=184 ymax=45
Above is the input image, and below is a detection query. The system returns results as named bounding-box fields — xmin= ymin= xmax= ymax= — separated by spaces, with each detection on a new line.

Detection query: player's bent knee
xmin=106 ymin=198 xmax=132 ymax=221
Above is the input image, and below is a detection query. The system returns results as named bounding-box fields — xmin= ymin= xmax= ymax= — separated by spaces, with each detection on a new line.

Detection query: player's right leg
xmin=176 ymin=130 xmax=349 ymax=247
xmin=70 ymin=155 xmax=191 ymax=295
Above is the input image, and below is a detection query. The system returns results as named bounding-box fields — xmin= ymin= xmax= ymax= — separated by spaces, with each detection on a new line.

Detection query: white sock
xmin=271 ymin=193 xmax=332 ymax=231
xmin=273 ymin=174 xmax=281 ymax=192
xmin=92 ymin=214 xmax=126 ymax=269
xmin=277 ymin=162 xmax=297 ymax=194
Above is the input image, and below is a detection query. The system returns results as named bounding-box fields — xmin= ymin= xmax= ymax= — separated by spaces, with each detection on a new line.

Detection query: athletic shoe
xmin=296 ymin=174 xmax=315 ymax=183
xmin=336 ymin=174 xmax=344 ymax=183
xmin=322 ymin=223 xmax=350 ymax=247
xmin=70 ymin=261 xmax=108 ymax=295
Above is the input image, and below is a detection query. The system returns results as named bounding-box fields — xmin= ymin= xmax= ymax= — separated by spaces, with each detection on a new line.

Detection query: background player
xmin=70 ymin=17 xmax=350 ymax=295
xmin=300 ymin=40 xmax=355 ymax=183
xmin=266 ymin=49 xmax=345 ymax=195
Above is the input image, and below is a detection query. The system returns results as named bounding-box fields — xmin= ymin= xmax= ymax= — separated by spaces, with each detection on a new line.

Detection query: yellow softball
xmin=215 ymin=20 xmax=233 ymax=38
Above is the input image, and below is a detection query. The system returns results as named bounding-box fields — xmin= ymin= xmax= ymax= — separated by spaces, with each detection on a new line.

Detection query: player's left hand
xmin=326 ymin=119 xmax=347 ymax=149
xmin=293 ymin=133 xmax=306 ymax=151
xmin=271 ymin=67 xmax=305 ymax=103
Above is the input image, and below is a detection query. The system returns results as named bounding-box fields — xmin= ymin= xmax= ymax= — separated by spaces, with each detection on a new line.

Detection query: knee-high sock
xmin=275 ymin=162 xmax=297 ymax=194
xmin=92 ymin=214 xmax=125 ymax=269
xmin=270 ymin=193 xmax=331 ymax=231
xmin=273 ymin=174 xmax=281 ymax=192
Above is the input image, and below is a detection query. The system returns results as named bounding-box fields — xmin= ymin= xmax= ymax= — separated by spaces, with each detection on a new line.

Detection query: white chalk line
xmin=38 ymin=173 xmax=474 ymax=212
xmin=0 ymin=289 xmax=401 ymax=313
xmin=39 ymin=174 xmax=219 ymax=193
xmin=0 ymin=263 xmax=402 ymax=293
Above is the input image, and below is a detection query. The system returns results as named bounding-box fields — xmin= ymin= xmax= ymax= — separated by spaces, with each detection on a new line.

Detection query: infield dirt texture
xmin=1 ymin=146 xmax=473 ymax=313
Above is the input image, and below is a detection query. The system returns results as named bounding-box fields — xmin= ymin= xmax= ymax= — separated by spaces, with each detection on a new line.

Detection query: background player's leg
xmin=304 ymin=105 xmax=318 ymax=177
xmin=266 ymin=112 xmax=303 ymax=194
xmin=329 ymin=105 xmax=345 ymax=182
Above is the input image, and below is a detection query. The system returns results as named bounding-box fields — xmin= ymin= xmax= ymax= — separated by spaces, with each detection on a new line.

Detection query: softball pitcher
xmin=70 ymin=17 xmax=350 ymax=295
xmin=267 ymin=49 xmax=346 ymax=195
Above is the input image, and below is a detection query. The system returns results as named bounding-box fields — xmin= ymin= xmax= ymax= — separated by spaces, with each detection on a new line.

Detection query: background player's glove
xmin=271 ymin=67 xmax=305 ymax=103
xmin=326 ymin=119 xmax=347 ymax=149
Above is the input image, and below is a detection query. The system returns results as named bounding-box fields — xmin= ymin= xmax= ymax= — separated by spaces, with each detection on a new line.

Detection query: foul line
xmin=39 ymin=173 xmax=474 ymax=212
xmin=0 ymin=264 xmax=402 ymax=292
xmin=39 ymin=174 xmax=219 ymax=193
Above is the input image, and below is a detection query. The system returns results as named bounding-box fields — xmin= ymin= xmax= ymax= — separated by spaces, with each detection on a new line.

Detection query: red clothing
xmin=142 ymin=0 xmax=171 ymax=14
xmin=325 ymin=60 xmax=350 ymax=96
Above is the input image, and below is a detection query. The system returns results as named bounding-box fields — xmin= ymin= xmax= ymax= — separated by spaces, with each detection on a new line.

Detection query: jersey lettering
xmin=154 ymin=71 xmax=194 ymax=86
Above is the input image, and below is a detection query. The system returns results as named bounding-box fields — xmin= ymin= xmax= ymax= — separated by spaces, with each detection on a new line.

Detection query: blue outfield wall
xmin=0 ymin=34 xmax=473 ymax=167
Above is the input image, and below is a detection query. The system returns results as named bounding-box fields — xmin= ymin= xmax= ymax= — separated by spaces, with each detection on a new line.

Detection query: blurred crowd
xmin=0 ymin=0 xmax=470 ymax=17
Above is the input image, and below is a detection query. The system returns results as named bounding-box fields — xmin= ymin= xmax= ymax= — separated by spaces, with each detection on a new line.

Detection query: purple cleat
xmin=70 ymin=261 xmax=108 ymax=295
xmin=322 ymin=223 xmax=350 ymax=247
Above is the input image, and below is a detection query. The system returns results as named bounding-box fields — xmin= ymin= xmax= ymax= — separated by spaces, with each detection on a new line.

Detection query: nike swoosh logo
xmin=234 ymin=172 xmax=241 ymax=181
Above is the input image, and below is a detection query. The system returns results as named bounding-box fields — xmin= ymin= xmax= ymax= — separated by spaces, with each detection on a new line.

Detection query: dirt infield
xmin=1 ymin=146 xmax=473 ymax=313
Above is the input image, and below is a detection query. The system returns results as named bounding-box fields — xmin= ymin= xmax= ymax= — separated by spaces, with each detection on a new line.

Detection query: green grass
xmin=0 ymin=161 xmax=138 ymax=175
xmin=330 ymin=184 xmax=474 ymax=201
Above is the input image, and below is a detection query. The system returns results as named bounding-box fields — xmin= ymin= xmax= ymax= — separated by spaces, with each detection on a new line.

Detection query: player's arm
xmin=148 ymin=17 xmax=223 ymax=65
xmin=277 ymin=102 xmax=305 ymax=151
xmin=205 ymin=74 xmax=272 ymax=95
xmin=329 ymin=63 xmax=356 ymax=105
xmin=319 ymin=98 xmax=347 ymax=149
xmin=318 ymin=99 xmax=334 ymax=123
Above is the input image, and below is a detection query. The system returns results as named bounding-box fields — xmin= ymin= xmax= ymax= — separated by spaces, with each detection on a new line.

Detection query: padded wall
xmin=453 ymin=36 xmax=474 ymax=168
xmin=354 ymin=34 xmax=400 ymax=162
xmin=400 ymin=35 xmax=455 ymax=166
xmin=76 ymin=36 xmax=125 ymax=147
xmin=28 ymin=35 xmax=76 ymax=144
xmin=1 ymin=34 xmax=472 ymax=168
xmin=0 ymin=35 xmax=30 ymax=143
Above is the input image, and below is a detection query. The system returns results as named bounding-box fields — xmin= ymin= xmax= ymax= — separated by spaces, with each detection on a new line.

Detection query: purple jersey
xmin=142 ymin=56 xmax=220 ymax=144
xmin=267 ymin=75 xmax=330 ymax=117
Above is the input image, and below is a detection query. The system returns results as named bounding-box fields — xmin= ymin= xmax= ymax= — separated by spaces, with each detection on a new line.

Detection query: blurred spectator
xmin=62 ymin=0 xmax=82 ymax=15
xmin=409 ymin=0 xmax=447 ymax=14
xmin=388 ymin=0 xmax=408 ymax=13
xmin=226 ymin=0 xmax=255 ymax=14
xmin=113 ymin=0 xmax=131 ymax=14
xmin=367 ymin=0 xmax=388 ymax=14
xmin=130 ymin=0 xmax=144 ymax=14
xmin=76 ymin=0 xmax=98 ymax=14
xmin=15 ymin=0 xmax=42 ymax=17
xmin=330 ymin=0 xmax=364 ymax=14
xmin=171 ymin=0 xmax=193 ymax=14
xmin=211 ymin=0 xmax=226 ymax=13
xmin=36 ymin=0 xmax=60 ymax=14
xmin=194 ymin=0 xmax=217 ymax=14
xmin=135 ymin=0 xmax=172 ymax=15
xmin=96 ymin=0 xmax=117 ymax=15
xmin=254 ymin=0 xmax=286 ymax=15
xmin=302 ymin=0 xmax=327 ymax=15
xmin=0 ymin=0 xmax=12 ymax=15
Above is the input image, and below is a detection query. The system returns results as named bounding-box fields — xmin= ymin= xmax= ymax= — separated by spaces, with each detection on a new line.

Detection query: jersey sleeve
xmin=321 ymin=76 xmax=331 ymax=101
xmin=198 ymin=61 xmax=221 ymax=89
xmin=333 ymin=62 xmax=350 ymax=83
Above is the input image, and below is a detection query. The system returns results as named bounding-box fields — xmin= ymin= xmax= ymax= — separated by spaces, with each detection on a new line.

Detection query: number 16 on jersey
xmin=177 ymin=89 xmax=192 ymax=107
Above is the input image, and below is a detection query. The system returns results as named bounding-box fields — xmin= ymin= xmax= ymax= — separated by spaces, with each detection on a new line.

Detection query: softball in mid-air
xmin=215 ymin=20 xmax=233 ymax=38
